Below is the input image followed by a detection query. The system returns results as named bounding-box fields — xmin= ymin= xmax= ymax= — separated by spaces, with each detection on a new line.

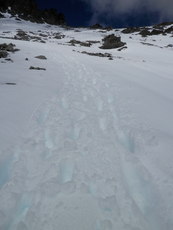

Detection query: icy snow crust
xmin=0 ymin=14 xmax=173 ymax=229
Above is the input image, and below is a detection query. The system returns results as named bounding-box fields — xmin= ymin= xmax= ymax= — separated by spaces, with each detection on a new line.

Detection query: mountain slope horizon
xmin=1 ymin=0 xmax=173 ymax=28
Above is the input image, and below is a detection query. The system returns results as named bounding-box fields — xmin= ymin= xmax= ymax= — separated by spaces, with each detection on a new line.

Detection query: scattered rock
xmin=29 ymin=66 xmax=46 ymax=71
xmin=139 ymin=28 xmax=165 ymax=37
xmin=0 ymin=43 xmax=19 ymax=58
xmin=166 ymin=44 xmax=173 ymax=48
xmin=90 ymin=24 xmax=103 ymax=29
xmin=141 ymin=42 xmax=162 ymax=49
xmin=139 ymin=28 xmax=151 ymax=37
xmin=150 ymin=29 xmax=164 ymax=35
xmin=39 ymin=33 xmax=48 ymax=38
xmin=0 ymin=51 xmax=8 ymax=58
xmin=15 ymin=30 xmax=29 ymax=39
xmin=14 ymin=30 xmax=44 ymax=42
xmin=86 ymin=40 xmax=100 ymax=44
xmin=165 ymin=26 xmax=173 ymax=34
xmin=90 ymin=24 xmax=112 ymax=31
xmin=54 ymin=35 xmax=65 ymax=39
xmin=0 ymin=43 xmax=19 ymax=52
xmin=81 ymin=51 xmax=112 ymax=59
xmin=141 ymin=42 xmax=155 ymax=47
xmin=155 ymin=21 xmax=173 ymax=27
xmin=25 ymin=58 xmax=29 ymax=61
xmin=5 ymin=83 xmax=16 ymax=85
xmin=53 ymin=33 xmax=65 ymax=39
xmin=118 ymin=46 xmax=128 ymax=51
xmin=105 ymin=26 xmax=113 ymax=31
xmin=122 ymin=27 xmax=140 ymax=34
xmin=15 ymin=17 xmax=21 ymax=21
xmin=5 ymin=58 xmax=13 ymax=62
xmin=99 ymin=30 xmax=107 ymax=33
xmin=69 ymin=39 xmax=91 ymax=47
xmin=100 ymin=34 xmax=126 ymax=49
xmin=35 ymin=55 xmax=47 ymax=60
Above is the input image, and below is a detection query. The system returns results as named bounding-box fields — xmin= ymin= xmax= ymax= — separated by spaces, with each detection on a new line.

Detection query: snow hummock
xmin=0 ymin=14 xmax=173 ymax=230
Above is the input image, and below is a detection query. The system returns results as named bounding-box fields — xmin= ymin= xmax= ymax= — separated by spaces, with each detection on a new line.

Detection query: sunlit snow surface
xmin=0 ymin=13 xmax=173 ymax=230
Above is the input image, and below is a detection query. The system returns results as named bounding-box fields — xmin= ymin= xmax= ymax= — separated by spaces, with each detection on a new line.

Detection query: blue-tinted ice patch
xmin=59 ymin=158 xmax=75 ymax=183
xmin=89 ymin=183 xmax=97 ymax=196
xmin=99 ymin=117 xmax=107 ymax=131
xmin=96 ymin=219 xmax=113 ymax=230
xmin=0 ymin=154 xmax=13 ymax=188
xmin=36 ymin=108 xmax=50 ymax=124
xmin=121 ymin=155 xmax=164 ymax=230
xmin=8 ymin=194 xmax=31 ymax=230
xmin=116 ymin=129 xmax=135 ymax=153
xmin=97 ymin=99 xmax=103 ymax=111
xmin=74 ymin=124 xmax=81 ymax=140
xmin=61 ymin=96 xmax=69 ymax=109
xmin=44 ymin=129 xmax=54 ymax=149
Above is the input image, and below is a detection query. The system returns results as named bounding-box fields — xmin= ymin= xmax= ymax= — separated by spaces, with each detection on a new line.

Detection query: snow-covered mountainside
xmin=0 ymin=12 xmax=173 ymax=230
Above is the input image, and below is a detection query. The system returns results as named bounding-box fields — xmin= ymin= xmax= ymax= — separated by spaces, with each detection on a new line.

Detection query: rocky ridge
xmin=0 ymin=0 xmax=65 ymax=25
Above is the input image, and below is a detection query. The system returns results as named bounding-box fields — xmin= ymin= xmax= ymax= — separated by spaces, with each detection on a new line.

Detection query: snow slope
xmin=0 ymin=13 xmax=173 ymax=230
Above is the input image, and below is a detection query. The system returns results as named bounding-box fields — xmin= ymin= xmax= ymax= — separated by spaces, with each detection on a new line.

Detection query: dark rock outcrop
xmin=122 ymin=27 xmax=140 ymax=34
xmin=0 ymin=50 xmax=8 ymax=58
xmin=0 ymin=43 xmax=19 ymax=58
xmin=90 ymin=24 xmax=103 ymax=30
xmin=139 ymin=28 xmax=151 ymax=37
xmin=150 ymin=29 xmax=164 ymax=35
xmin=90 ymin=24 xmax=113 ymax=31
xmin=0 ymin=0 xmax=65 ymax=25
xmin=0 ymin=43 xmax=18 ymax=52
xmin=165 ymin=26 xmax=173 ymax=34
xmin=140 ymin=28 xmax=166 ymax=37
xmin=100 ymin=34 xmax=126 ymax=49
xmin=15 ymin=30 xmax=30 ymax=41
xmin=155 ymin=21 xmax=173 ymax=27
xmin=0 ymin=12 xmax=5 ymax=18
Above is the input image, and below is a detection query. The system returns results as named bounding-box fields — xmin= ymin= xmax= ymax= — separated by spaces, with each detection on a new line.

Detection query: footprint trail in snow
xmin=0 ymin=60 xmax=169 ymax=230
